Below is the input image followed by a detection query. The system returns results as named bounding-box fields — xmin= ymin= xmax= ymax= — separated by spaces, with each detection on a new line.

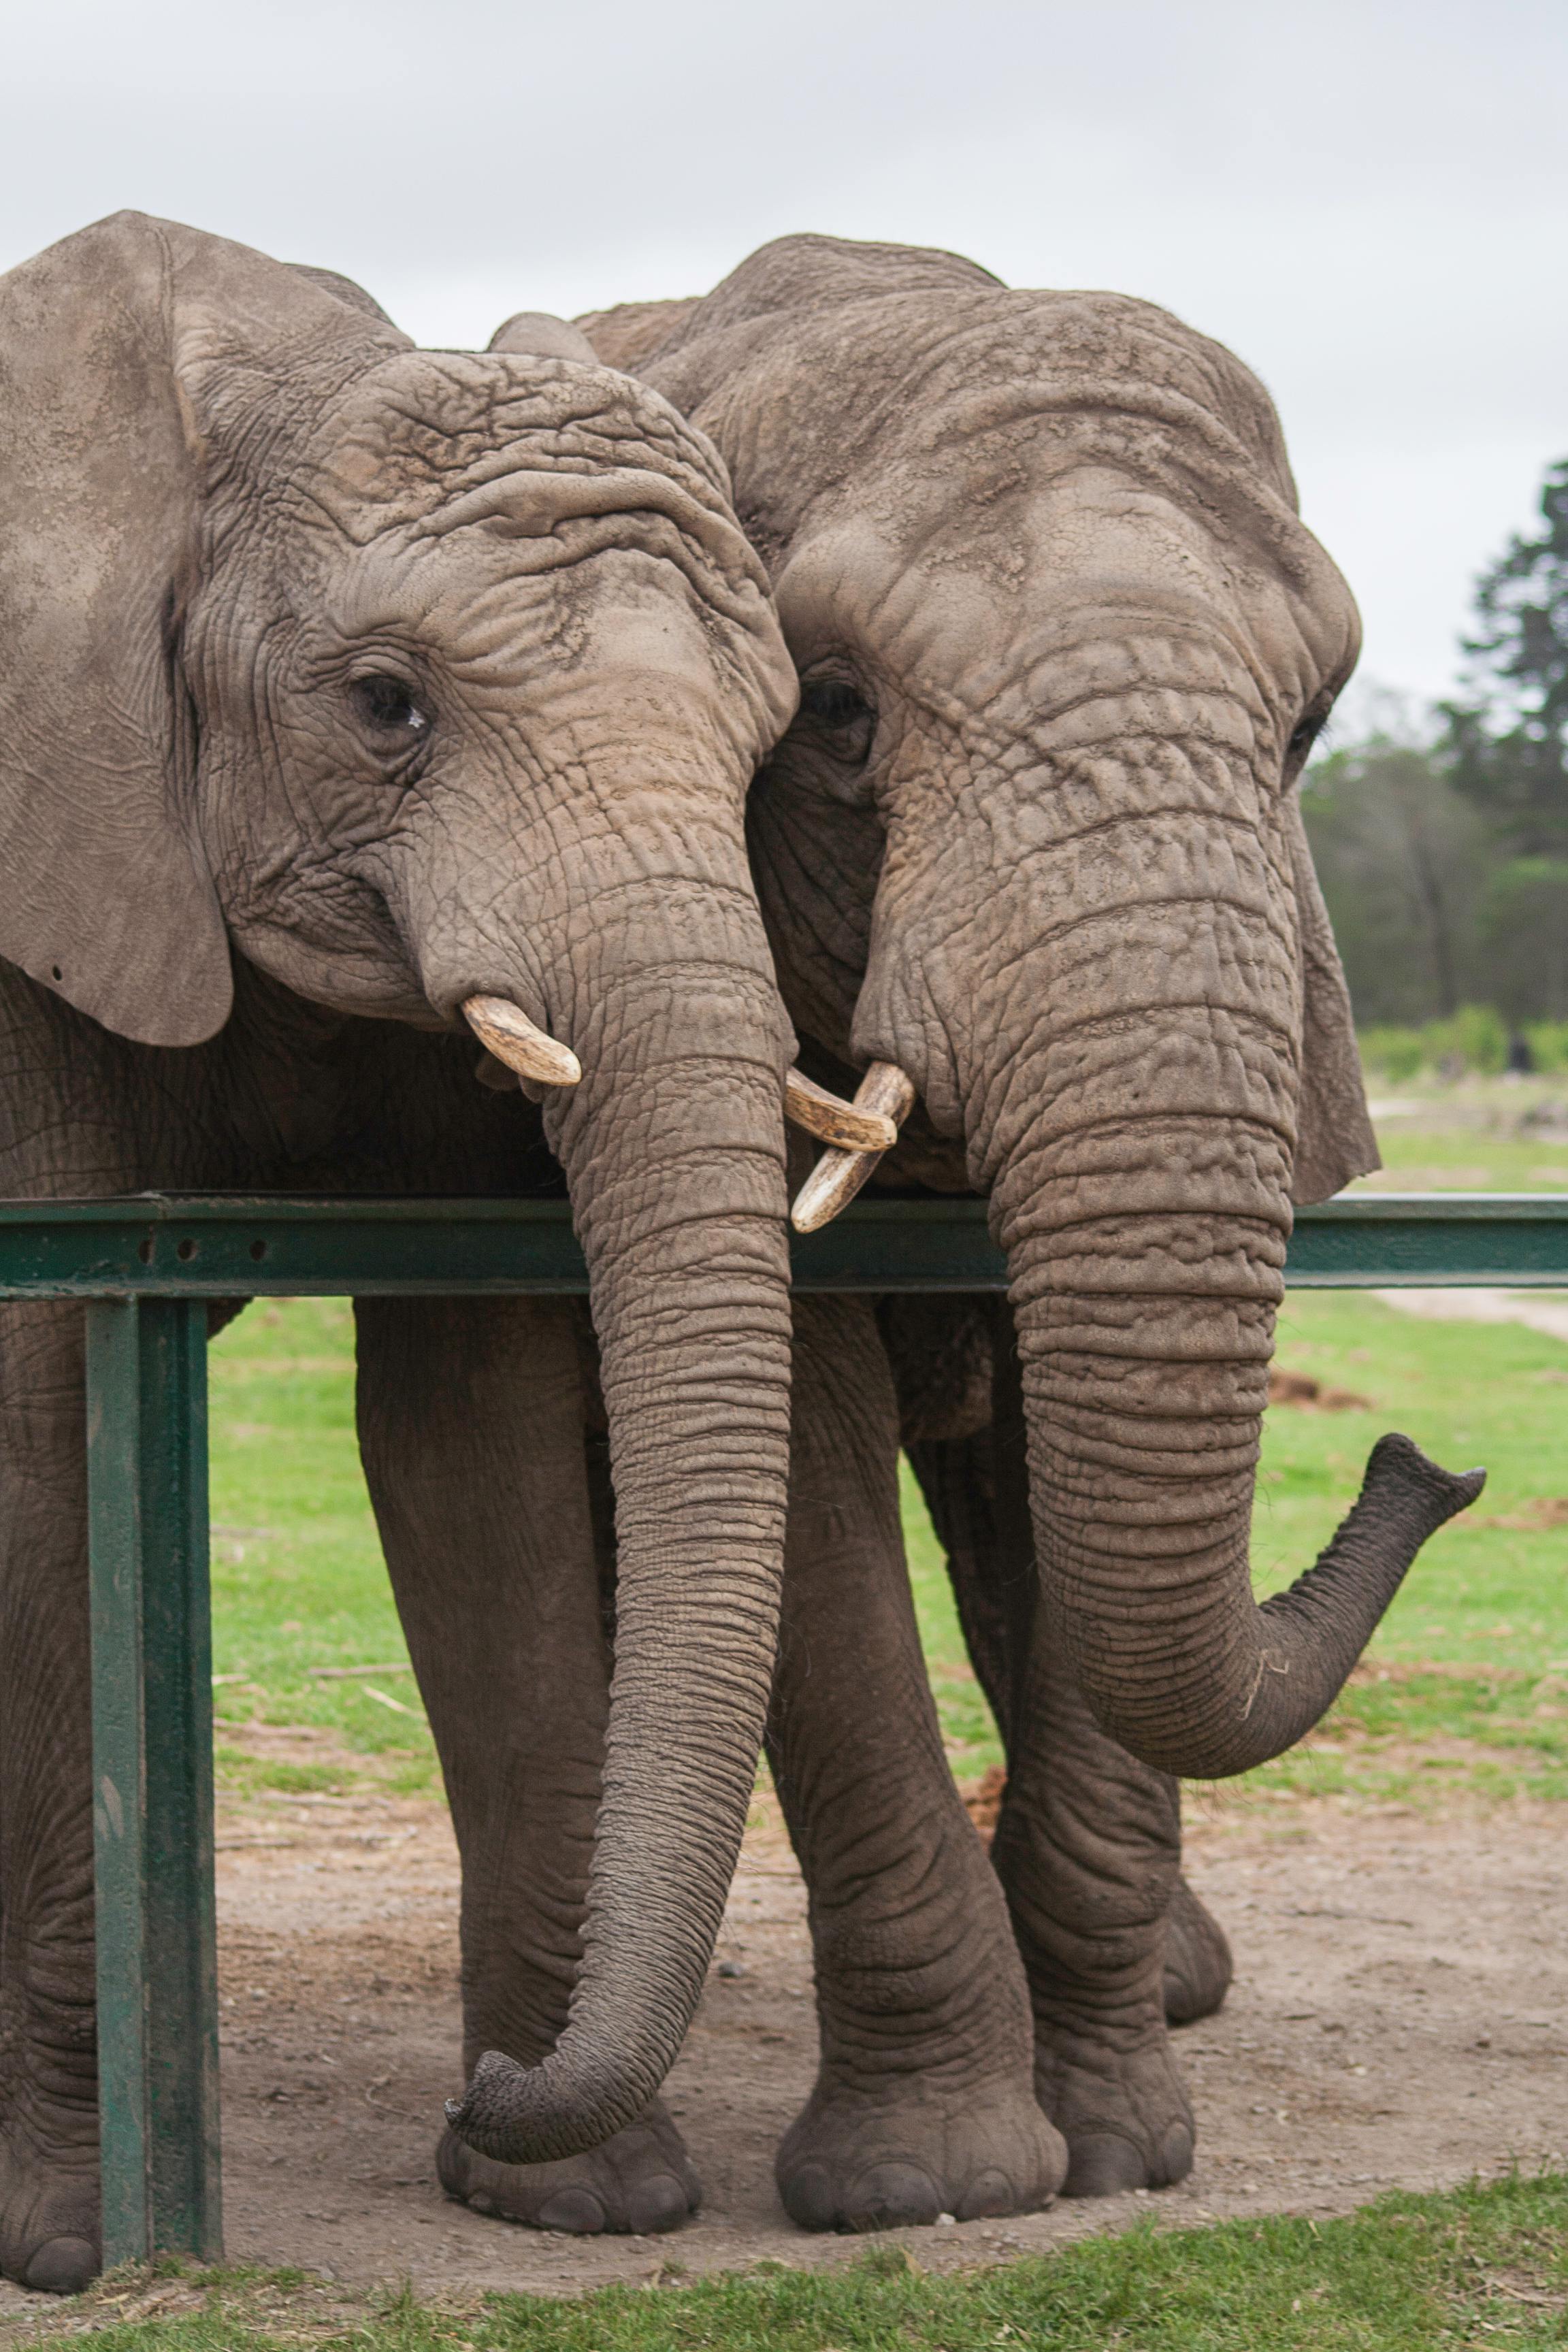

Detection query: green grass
xmin=22 ymin=2172 xmax=1568 ymax=2348
xmin=909 ymin=1285 xmax=1568 ymax=1801
xmin=206 ymin=1299 xmax=437 ymax=1795
xmin=1218 ymin=1288 xmax=1568 ymax=1808
xmin=1358 ymin=1122 xmax=1568 ymax=1190
xmin=208 ymin=1278 xmax=1568 ymax=1812
xmin=1352 ymin=1070 xmax=1568 ymax=1192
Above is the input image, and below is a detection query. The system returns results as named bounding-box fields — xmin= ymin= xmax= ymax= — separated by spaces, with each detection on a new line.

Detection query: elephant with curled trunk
xmin=450 ymin=235 xmax=1482 ymax=2232
xmin=0 ymin=210 xmax=881 ymax=2290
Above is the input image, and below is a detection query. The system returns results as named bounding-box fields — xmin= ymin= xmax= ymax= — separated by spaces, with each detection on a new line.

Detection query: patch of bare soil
xmin=16 ymin=1722 xmax=1568 ymax=2310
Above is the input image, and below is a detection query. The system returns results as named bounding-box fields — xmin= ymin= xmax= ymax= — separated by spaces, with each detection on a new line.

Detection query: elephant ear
xmin=489 ymin=310 xmax=604 ymax=364
xmin=0 ymin=211 xmax=404 ymax=1047
xmin=568 ymin=298 xmax=702 ymax=373
xmin=1285 ymin=792 xmax=1380 ymax=1203
xmin=286 ymin=261 xmax=400 ymax=327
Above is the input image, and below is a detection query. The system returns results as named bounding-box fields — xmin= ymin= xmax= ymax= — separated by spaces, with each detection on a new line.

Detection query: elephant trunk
xmin=998 ymin=1177 xmax=1482 ymax=1782
xmin=864 ymin=664 xmax=1489 ymax=1783
xmin=448 ymin=944 xmax=794 ymax=2164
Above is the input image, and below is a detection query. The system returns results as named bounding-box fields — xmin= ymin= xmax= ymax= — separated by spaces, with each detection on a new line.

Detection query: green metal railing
xmin=3 ymin=1190 xmax=1565 ymax=2268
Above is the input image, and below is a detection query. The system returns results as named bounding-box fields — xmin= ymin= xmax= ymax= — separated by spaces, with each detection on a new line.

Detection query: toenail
xmin=1064 ymin=2132 xmax=1148 ymax=2200
xmin=23 ymin=2237 xmax=99 ymax=2296
xmin=955 ymin=2168 xmax=1017 ymax=2221
xmin=778 ymin=2161 xmax=837 ymax=2232
xmin=1158 ymin=2122 xmax=1195 ymax=2184
xmin=534 ymin=2187 xmax=607 ymax=2234
xmin=626 ymin=2174 xmax=691 ymax=2234
xmin=845 ymin=2162 xmax=943 ymax=2233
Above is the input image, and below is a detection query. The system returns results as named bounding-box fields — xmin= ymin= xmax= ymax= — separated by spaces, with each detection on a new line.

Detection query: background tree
xmin=1444 ymin=456 xmax=1568 ymax=858
xmin=1306 ymin=456 xmax=1568 ymax=1037
xmin=1301 ymin=738 xmax=1494 ymax=1024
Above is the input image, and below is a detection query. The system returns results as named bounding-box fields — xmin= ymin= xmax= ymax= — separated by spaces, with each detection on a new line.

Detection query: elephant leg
xmin=354 ymin=1295 xmax=698 ymax=2236
xmin=768 ymin=1298 xmax=1066 ymax=2234
xmin=904 ymin=1311 xmax=1232 ymax=2038
xmin=979 ymin=1325 xmax=1193 ymax=2193
xmin=993 ymin=1635 xmax=1195 ymax=2194
xmin=0 ymin=1301 xmax=102 ymax=2294
xmin=1162 ymin=1873 xmax=1234 ymax=2028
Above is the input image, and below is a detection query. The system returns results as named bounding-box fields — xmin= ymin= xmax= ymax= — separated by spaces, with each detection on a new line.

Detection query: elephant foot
xmin=776 ymin=2070 xmax=1066 ymax=2234
xmin=1036 ymin=2025 xmax=1194 ymax=2198
xmin=438 ymin=2095 xmax=699 ymax=2235
xmin=1163 ymin=1877 xmax=1233 ymax=2027
xmin=0 ymin=2137 xmax=99 ymax=2294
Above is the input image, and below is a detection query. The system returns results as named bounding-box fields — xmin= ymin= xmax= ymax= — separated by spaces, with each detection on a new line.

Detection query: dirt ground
xmin=29 ymin=1716 xmax=1558 ymax=2304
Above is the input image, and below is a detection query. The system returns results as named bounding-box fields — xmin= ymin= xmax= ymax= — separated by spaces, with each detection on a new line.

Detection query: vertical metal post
xmin=86 ymin=1298 xmax=222 ymax=2266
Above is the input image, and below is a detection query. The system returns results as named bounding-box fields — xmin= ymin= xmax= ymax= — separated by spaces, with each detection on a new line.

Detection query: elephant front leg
xmin=355 ymin=1295 xmax=697 ymax=2236
xmin=951 ymin=1318 xmax=1192 ymax=2195
xmin=904 ymin=1404 xmax=1231 ymax=2034
xmin=768 ymin=1299 xmax=1066 ymax=2234
xmin=0 ymin=1303 xmax=103 ymax=2294
xmin=992 ymin=1629 xmax=1195 ymax=2195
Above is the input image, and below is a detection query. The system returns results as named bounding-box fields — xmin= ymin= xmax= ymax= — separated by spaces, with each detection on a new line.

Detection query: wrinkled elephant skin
xmin=0 ymin=212 xmax=800 ymax=2289
xmin=556 ymin=238 xmax=1483 ymax=2208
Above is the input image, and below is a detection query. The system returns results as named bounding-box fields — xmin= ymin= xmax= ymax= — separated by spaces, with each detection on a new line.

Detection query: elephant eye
xmin=351 ymin=672 xmax=429 ymax=742
xmin=800 ymin=678 xmax=877 ymax=764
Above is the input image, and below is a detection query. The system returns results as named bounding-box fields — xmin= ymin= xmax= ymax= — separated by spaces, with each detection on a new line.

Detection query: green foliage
xmin=1360 ymin=1007 xmax=1568 ymax=1082
xmin=26 ymin=2173 xmax=1568 ymax=2348
xmin=1445 ymin=455 xmax=1568 ymax=858
xmin=1303 ymin=455 xmax=1568 ymax=1030
xmin=1523 ymin=1020 xmax=1568 ymax=1077
xmin=1358 ymin=1003 xmax=1512 ymax=1081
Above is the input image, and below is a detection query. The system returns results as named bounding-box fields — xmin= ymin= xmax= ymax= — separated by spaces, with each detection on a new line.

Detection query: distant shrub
xmin=1437 ymin=1003 xmax=1511 ymax=1073
xmin=1359 ymin=1004 xmax=1514 ymax=1081
xmin=1522 ymin=1018 xmax=1568 ymax=1074
xmin=1358 ymin=1025 xmax=1428 ymax=1084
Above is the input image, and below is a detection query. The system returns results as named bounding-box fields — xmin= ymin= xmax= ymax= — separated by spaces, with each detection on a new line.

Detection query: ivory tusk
xmin=784 ymin=1067 xmax=900 ymax=1153
xmin=463 ymin=995 xmax=581 ymax=1088
xmin=791 ymin=1062 xmax=917 ymax=1233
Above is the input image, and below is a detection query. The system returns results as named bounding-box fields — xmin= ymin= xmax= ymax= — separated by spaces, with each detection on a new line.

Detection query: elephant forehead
xmin=304 ymin=348 xmax=736 ymax=526
xmin=738 ymin=286 xmax=1294 ymax=496
xmin=778 ymin=480 xmax=1329 ymax=744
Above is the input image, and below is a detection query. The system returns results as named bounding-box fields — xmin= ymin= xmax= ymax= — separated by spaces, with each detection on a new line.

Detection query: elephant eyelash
xmin=798 ymin=677 xmax=877 ymax=763
xmin=1284 ymin=706 xmax=1333 ymax=772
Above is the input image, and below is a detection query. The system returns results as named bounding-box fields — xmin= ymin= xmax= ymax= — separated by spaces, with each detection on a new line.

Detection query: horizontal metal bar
xmin=1284 ymin=1194 xmax=1568 ymax=1288
xmin=0 ymin=1192 xmax=1564 ymax=1295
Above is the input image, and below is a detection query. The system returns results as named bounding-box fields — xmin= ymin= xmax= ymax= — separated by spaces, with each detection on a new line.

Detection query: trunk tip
xmin=446 ymin=2044 xmax=641 ymax=2168
xmin=1364 ymin=1430 xmax=1486 ymax=1524
xmin=445 ymin=2048 xmax=542 ymax=2164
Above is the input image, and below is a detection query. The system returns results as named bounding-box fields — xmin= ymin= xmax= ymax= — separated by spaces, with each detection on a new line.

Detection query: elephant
xmin=441 ymin=235 xmax=1484 ymax=2234
xmin=0 ymin=210 xmax=915 ymax=2290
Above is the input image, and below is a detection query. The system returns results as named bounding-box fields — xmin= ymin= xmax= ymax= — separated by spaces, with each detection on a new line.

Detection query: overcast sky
xmin=5 ymin=0 xmax=1562 ymax=721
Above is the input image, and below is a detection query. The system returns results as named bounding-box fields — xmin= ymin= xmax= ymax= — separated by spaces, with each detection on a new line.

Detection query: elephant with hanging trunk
xmin=0 ymin=211 xmax=925 ymax=2291
xmin=445 ymin=235 xmax=1483 ymax=2232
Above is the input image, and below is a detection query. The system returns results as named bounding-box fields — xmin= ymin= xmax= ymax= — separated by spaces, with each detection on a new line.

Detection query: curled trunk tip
xmin=446 ymin=2042 xmax=642 ymax=2168
xmin=1068 ymin=1428 xmax=1484 ymax=1782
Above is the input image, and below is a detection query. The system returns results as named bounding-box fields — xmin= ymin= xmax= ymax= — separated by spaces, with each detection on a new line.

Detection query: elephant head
xmin=561 ymin=234 xmax=1482 ymax=1784
xmin=0 ymin=211 xmax=861 ymax=2164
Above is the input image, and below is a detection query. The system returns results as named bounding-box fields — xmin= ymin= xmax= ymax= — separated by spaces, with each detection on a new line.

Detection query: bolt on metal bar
xmin=86 ymin=1298 xmax=222 ymax=2266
